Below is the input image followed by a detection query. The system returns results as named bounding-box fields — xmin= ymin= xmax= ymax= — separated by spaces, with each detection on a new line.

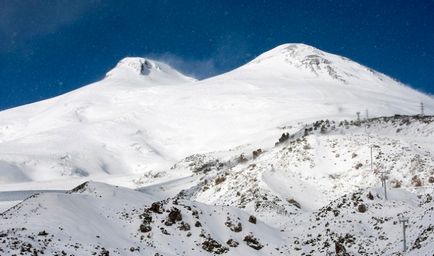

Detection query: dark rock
xmin=225 ymin=221 xmax=242 ymax=232
xmin=70 ymin=182 xmax=89 ymax=193
xmin=226 ymin=239 xmax=239 ymax=247
xmin=411 ymin=175 xmax=422 ymax=187
xmin=160 ymin=227 xmax=170 ymax=235
xmin=139 ymin=224 xmax=152 ymax=233
xmin=148 ymin=202 xmax=163 ymax=214
xmin=287 ymin=198 xmax=301 ymax=209
xmin=166 ymin=207 xmax=182 ymax=225
xmin=238 ymin=154 xmax=248 ymax=163
xmin=335 ymin=241 xmax=346 ymax=255
xmin=390 ymin=179 xmax=402 ymax=188
xmin=37 ymin=231 xmax=48 ymax=236
xmin=202 ymin=236 xmax=229 ymax=254
xmin=248 ymin=215 xmax=257 ymax=224
xmin=215 ymin=176 xmax=226 ymax=185
xmin=357 ymin=204 xmax=367 ymax=213
xmin=99 ymin=248 xmax=110 ymax=256
xmin=243 ymin=234 xmax=263 ymax=250
xmin=252 ymin=149 xmax=263 ymax=159
xmin=179 ymin=222 xmax=190 ymax=231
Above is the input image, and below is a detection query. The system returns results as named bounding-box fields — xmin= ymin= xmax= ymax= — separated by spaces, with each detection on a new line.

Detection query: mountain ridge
xmin=104 ymin=57 xmax=196 ymax=86
xmin=0 ymin=43 xmax=433 ymax=185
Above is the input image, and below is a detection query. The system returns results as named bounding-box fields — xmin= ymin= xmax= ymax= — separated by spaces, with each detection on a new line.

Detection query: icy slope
xmin=0 ymin=44 xmax=433 ymax=185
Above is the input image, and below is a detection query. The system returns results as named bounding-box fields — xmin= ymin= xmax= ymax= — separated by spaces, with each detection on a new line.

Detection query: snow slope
xmin=0 ymin=43 xmax=433 ymax=185
xmin=0 ymin=181 xmax=290 ymax=255
xmin=1 ymin=173 xmax=433 ymax=255
xmin=1 ymin=114 xmax=434 ymax=255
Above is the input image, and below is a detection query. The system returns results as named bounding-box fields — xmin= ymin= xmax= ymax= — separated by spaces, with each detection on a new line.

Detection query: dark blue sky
xmin=1 ymin=0 xmax=433 ymax=110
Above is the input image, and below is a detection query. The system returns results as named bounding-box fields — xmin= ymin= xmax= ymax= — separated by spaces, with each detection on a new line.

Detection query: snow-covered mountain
xmin=105 ymin=57 xmax=197 ymax=85
xmin=0 ymin=43 xmax=432 ymax=184
xmin=1 ymin=43 xmax=434 ymax=255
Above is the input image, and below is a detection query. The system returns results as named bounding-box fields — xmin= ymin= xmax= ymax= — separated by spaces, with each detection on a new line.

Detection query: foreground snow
xmin=1 ymin=182 xmax=433 ymax=255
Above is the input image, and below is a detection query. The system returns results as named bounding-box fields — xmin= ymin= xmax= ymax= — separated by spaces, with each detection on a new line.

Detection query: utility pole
xmin=365 ymin=110 xmax=370 ymax=144
xmin=356 ymin=112 xmax=360 ymax=124
xmin=370 ymin=145 xmax=378 ymax=173
xmin=370 ymin=145 xmax=373 ymax=173
xmin=370 ymin=145 xmax=387 ymax=199
xmin=399 ymin=216 xmax=409 ymax=252
xmin=420 ymin=102 xmax=424 ymax=116
xmin=379 ymin=170 xmax=389 ymax=200
xmin=366 ymin=127 xmax=370 ymax=144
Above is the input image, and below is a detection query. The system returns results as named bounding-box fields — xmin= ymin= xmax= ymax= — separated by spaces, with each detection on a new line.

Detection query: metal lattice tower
xmin=399 ymin=216 xmax=409 ymax=252
xmin=379 ymin=170 xmax=389 ymax=200
xmin=420 ymin=102 xmax=424 ymax=116
xmin=370 ymin=145 xmax=379 ymax=173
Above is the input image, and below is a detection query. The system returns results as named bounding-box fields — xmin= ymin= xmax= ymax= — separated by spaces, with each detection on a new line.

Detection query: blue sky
xmin=0 ymin=0 xmax=433 ymax=110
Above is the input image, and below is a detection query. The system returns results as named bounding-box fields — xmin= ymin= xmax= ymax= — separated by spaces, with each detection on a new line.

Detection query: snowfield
xmin=1 ymin=43 xmax=434 ymax=255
